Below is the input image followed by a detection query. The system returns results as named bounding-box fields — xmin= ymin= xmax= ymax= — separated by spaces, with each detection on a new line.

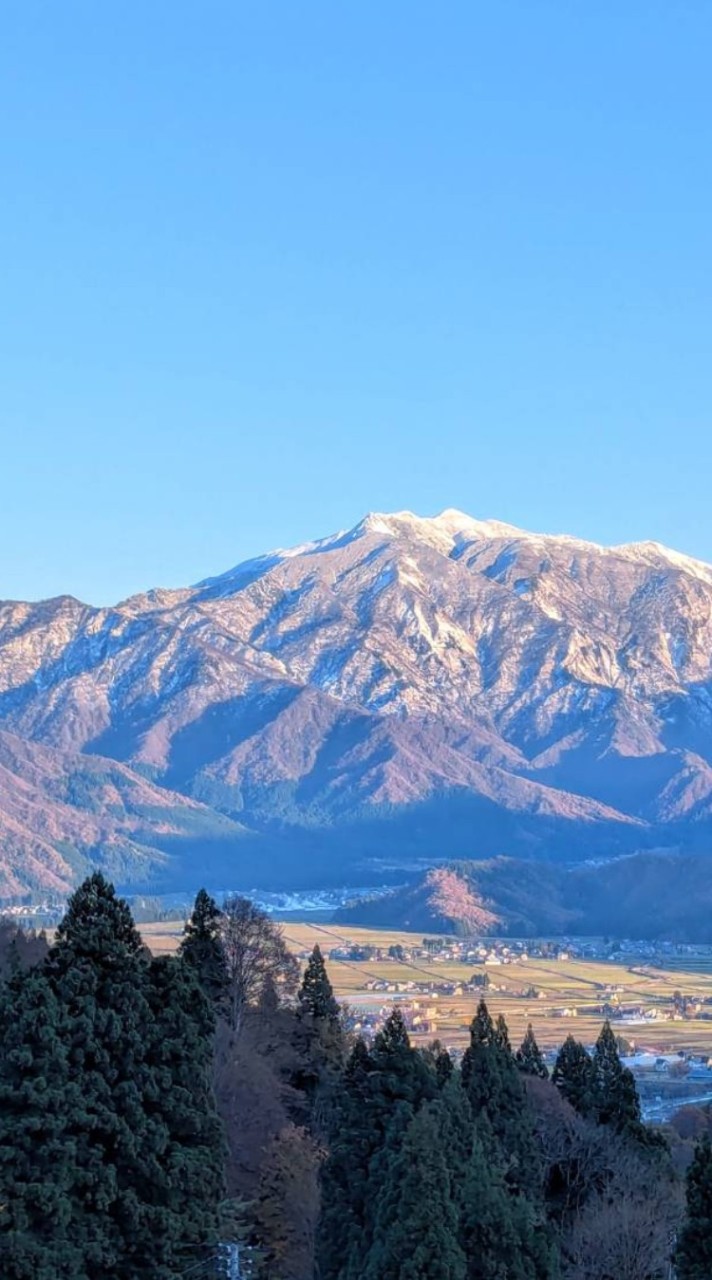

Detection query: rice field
xmin=140 ymin=918 xmax=712 ymax=1055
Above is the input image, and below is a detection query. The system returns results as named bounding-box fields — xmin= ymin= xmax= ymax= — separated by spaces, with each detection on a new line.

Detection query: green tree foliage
xmin=139 ymin=955 xmax=225 ymax=1261
xmin=461 ymin=1000 xmax=543 ymax=1199
xmin=0 ymin=970 xmax=86 ymax=1279
xmin=676 ymin=1135 xmax=712 ymax=1279
xmin=317 ymin=1011 xmax=437 ymax=1280
xmin=552 ymin=1035 xmax=596 ymax=1118
xmin=364 ymin=1101 xmax=467 ymax=1280
xmin=0 ymin=874 xmax=225 ymax=1279
xmin=292 ymin=945 xmax=346 ymax=1113
xmin=179 ymin=888 xmax=227 ymax=1006
xmin=591 ymin=1019 xmax=642 ymax=1137
xmin=517 ymin=1024 xmax=549 ymax=1079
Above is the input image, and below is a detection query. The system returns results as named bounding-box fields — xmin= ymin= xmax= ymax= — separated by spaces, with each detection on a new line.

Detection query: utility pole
xmin=218 ymin=1242 xmax=240 ymax=1279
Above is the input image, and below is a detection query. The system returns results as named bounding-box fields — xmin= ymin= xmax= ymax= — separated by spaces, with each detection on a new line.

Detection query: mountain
xmin=335 ymin=853 xmax=712 ymax=943
xmin=1 ymin=508 xmax=711 ymax=897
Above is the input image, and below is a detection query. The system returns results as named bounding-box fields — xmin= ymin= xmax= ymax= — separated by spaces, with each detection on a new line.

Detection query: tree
xmin=42 ymin=874 xmax=224 ymax=1277
xmin=0 ymin=969 xmax=89 ymax=1279
xmin=460 ymin=1129 xmax=556 ymax=1280
xmin=139 ymin=955 xmax=225 ymax=1266
xmin=0 ymin=919 xmax=48 ymax=982
xmin=298 ymin=944 xmax=340 ymax=1024
xmin=220 ymin=896 xmax=299 ymax=1035
xmin=552 ymin=1036 xmax=596 ymax=1118
xmin=461 ymin=1001 xmax=543 ymax=1199
xmin=676 ymin=1136 xmax=712 ymax=1279
xmin=363 ymin=1101 xmax=467 ymax=1280
xmin=592 ymin=1020 xmax=643 ymax=1138
xmin=254 ymin=1123 xmax=322 ymax=1280
xmin=179 ymin=888 xmax=227 ymax=1007
xmin=292 ymin=945 xmax=346 ymax=1117
xmin=517 ymin=1024 xmax=549 ymax=1079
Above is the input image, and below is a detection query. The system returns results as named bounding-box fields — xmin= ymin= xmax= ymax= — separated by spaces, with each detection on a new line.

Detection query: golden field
xmin=140 ymin=919 xmax=712 ymax=1055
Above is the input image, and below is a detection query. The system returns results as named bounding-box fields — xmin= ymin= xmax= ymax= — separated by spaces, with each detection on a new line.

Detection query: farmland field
xmin=140 ymin=919 xmax=712 ymax=1055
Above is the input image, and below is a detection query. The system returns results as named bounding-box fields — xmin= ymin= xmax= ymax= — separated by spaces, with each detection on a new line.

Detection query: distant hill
xmin=335 ymin=854 xmax=712 ymax=942
xmin=1 ymin=508 xmax=712 ymax=895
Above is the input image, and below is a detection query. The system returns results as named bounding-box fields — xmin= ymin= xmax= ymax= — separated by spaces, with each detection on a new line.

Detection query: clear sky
xmin=1 ymin=2 xmax=711 ymax=604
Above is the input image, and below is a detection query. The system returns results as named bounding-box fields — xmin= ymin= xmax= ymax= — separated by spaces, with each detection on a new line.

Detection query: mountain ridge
xmin=1 ymin=508 xmax=711 ymax=897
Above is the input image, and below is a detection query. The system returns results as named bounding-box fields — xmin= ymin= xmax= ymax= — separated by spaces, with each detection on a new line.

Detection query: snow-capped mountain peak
xmin=1 ymin=509 xmax=712 ymax=898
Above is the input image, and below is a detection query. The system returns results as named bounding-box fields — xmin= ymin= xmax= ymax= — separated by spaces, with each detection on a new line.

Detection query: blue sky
xmin=1 ymin=2 xmax=711 ymax=603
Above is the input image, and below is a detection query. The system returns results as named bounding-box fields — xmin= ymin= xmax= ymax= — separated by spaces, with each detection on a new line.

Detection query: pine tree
xmin=495 ymin=1012 xmax=512 ymax=1053
xmin=317 ymin=1039 xmax=376 ymax=1280
xmin=461 ymin=1001 xmax=542 ymax=1199
xmin=363 ymin=1101 xmax=467 ymax=1280
xmin=0 ymin=970 xmax=91 ymax=1279
xmin=179 ymin=888 xmax=227 ymax=1007
xmin=42 ymin=873 xmax=156 ymax=1276
xmin=317 ymin=1012 xmax=436 ymax=1280
xmin=298 ymin=945 xmax=340 ymax=1023
xmin=137 ymin=955 xmax=225 ymax=1269
xmin=37 ymin=874 xmax=225 ymax=1278
xmin=460 ymin=1128 xmax=555 ymax=1280
xmin=292 ymin=945 xmax=346 ymax=1113
xmin=552 ymin=1035 xmax=596 ymax=1117
xmin=517 ymin=1024 xmax=549 ymax=1079
xmin=592 ymin=1019 xmax=643 ymax=1137
xmin=676 ymin=1135 xmax=712 ymax=1279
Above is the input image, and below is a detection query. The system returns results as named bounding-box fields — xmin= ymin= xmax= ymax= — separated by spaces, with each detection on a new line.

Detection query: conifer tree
xmin=317 ymin=1039 xmax=376 ymax=1280
xmin=298 ymin=945 xmax=340 ymax=1024
xmin=318 ymin=1012 xmax=436 ymax=1280
xmin=460 ymin=1128 xmax=555 ymax=1280
xmin=35 ymin=874 xmax=225 ymax=1277
xmin=138 ymin=955 xmax=225 ymax=1269
xmin=592 ymin=1019 xmax=642 ymax=1137
xmin=363 ymin=1101 xmax=467 ymax=1280
xmin=0 ymin=970 xmax=89 ymax=1279
xmin=495 ymin=1012 xmax=512 ymax=1053
xmin=676 ymin=1135 xmax=712 ymax=1279
xmin=179 ymin=888 xmax=227 ymax=1007
xmin=552 ymin=1035 xmax=596 ymax=1117
xmin=461 ymin=1001 xmax=542 ymax=1199
xmin=517 ymin=1024 xmax=549 ymax=1079
xmin=292 ymin=945 xmax=346 ymax=1109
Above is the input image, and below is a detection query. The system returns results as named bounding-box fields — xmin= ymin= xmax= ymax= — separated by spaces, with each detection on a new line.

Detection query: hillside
xmin=336 ymin=854 xmax=712 ymax=942
xmin=1 ymin=508 xmax=712 ymax=895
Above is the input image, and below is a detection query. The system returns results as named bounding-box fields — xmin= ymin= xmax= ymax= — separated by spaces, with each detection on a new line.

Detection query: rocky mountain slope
xmin=1 ymin=508 xmax=711 ymax=896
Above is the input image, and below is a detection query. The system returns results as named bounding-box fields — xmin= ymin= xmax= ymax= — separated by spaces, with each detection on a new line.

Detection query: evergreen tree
xmin=676 ymin=1135 xmax=712 ymax=1280
xmin=363 ymin=1101 xmax=467 ymax=1280
xmin=298 ymin=945 xmax=340 ymax=1024
xmin=552 ymin=1035 xmax=596 ymax=1117
xmin=517 ymin=1024 xmax=549 ymax=1079
xmin=460 ymin=1128 xmax=556 ymax=1280
xmin=317 ymin=1039 xmax=376 ymax=1280
xmin=292 ymin=946 xmax=346 ymax=1111
xmin=42 ymin=873 xmax=157 ymax=1277
xmin=318 ymin=1012 xmax=436 ymax=1280
xmin=0 ymin=970 xmax=89 ymax=1279
xmin=495 ymin=1012 xmax=512 ymax=1053
xmin=179 ymin=888 xmax=227 ymax=1007
xmin=592 ymin=1019 xmax=642 ymax=1137
xmin=461 ymin=1001 xmax=542 ymax=1199
xmin=138 ymin=955 xmax=225 ymax=1269
xmin=435 ymin=1042 xmax=454 ymax=1088
xmin=35 ymin=874 xmax=225 ymax=1277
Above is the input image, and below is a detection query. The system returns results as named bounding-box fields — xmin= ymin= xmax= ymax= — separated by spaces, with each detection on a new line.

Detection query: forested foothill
xmin=0 ymin=880 xmax=710 ymax=1278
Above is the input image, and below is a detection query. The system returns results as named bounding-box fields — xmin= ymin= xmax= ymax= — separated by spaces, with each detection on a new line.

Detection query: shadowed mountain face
xmin=1 ymin=508 xmax=711 ymax=897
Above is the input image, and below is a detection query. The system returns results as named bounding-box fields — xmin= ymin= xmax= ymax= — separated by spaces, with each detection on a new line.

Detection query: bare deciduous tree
xmin=220 ymin=895 xmax=299 ymax=1035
